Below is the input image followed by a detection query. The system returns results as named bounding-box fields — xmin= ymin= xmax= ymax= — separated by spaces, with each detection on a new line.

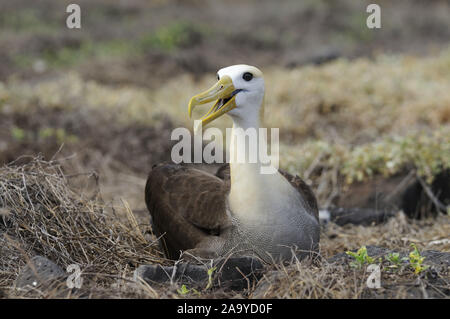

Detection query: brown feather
xmin=145 ymin=163 xmax=230 ymax=259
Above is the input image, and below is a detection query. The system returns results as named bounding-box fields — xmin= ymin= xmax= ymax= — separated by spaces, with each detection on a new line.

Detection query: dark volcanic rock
xmin=421 ymin=250 xmax=450 ymax=268
xmin=214 ymin=256 xmax=264 ymax=290
xmin=134 ymin=256 xmax=264 ymax=291
xmin=326 ymin=208 xmax=397 ymax=226
xmin=336 ymin=171 xmax=450 ymax=221
xmin=402 ymin=170 xmax=450 ymax=219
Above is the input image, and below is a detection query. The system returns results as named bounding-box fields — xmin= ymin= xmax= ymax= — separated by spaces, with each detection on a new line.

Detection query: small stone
xmin=0 ymin=207 xmax=10 ymax=216
xmin=213 ymin=256 xmax=264 ymax=290
xmin=15 ymin=256 xmax=66 ymax=290
xmin=134 ymin=256 xmax=264 ymax=291
xmin=328 ymin=208 xmax=397 ymax=226
xmin=32 ymin=59 xmax=47 ymax=73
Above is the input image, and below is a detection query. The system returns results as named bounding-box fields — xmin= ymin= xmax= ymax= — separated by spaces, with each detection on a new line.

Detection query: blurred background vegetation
xmin=0 ymin=0 xmax=449 ymax=212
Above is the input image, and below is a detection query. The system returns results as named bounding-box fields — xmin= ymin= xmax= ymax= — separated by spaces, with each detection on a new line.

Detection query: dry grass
xmin=0 ymin=157 xmax=166 ymax=297
xmin=0 ymin=158 xmax=448 ymax=299
xmin=252 ymin=213 xmax=450 ymax=299
xmin=250 ymin=259 xmax=444 ymax=299
xmin=320 ymin=213 xmax=450 ymax=257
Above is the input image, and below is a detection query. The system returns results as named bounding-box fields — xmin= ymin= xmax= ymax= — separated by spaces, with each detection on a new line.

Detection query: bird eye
xmin=242 ymin=72 xmax=253 ymax=81
xmin=217 ymin=74 xmax=220 ymax=81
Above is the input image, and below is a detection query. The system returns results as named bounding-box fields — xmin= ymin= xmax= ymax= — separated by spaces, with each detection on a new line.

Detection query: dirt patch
xmin=0 ymin=105 xmax=175 ymax=172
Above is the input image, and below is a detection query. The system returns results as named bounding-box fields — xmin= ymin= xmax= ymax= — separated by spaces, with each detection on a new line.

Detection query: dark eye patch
xmin=242 ymin=72 xmax=253 ymax=81
xmin=217 ymin=74 xmax=220 ymax=80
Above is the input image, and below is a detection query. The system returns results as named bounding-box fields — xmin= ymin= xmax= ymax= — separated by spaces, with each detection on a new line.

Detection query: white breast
xmin=225 ymin=168 xmax=319 ymax=261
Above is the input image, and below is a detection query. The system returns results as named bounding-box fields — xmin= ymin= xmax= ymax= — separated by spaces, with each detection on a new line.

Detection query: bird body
xmin=145 ymin=65 xmax=320 ymax=263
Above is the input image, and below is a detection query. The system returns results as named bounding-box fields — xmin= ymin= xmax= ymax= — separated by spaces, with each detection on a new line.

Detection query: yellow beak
xmin=188 ymin=76 xmax=237 ymax=126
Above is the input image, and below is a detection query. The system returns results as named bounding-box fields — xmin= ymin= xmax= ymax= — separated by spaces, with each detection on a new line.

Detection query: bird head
xmin=188 ymin=64 xmax=265 ymax=127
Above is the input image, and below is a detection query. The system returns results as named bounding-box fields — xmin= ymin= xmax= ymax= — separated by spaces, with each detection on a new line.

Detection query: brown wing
xmin=145 ymin=163 xmax=230 ymax=259
xmin=216 ymin=164 xmax=319 ymax=222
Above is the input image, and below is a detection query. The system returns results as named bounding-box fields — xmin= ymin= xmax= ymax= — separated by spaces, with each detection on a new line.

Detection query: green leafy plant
xmin=38 ymin=127 xmax=78 ymax=144
xmin=140 ymin=22 xmax=205 ymax=52
xmin=205 ymin=266 xmax=217 ymax=290
xmin=385 ymin=252 xmax=408 ymax=270
xmin=177 ymin=284 xmax=200 ymax=296
xmin=176 ymin=265 xmax=217 ymax=296
xmin=408 ymin=243 xmax=429 ymax=275
xmin=11 ymin=127 xmax=26 ymax=141
xmin=177 ymin=284 xmax=190 ymax=295
xmin=346 ymin=246 xmax=375 ymax=269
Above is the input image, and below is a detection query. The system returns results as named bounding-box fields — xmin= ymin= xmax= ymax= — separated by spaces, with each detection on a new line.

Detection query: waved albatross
xmin=145 ymin=65 xmax=320 ymax=263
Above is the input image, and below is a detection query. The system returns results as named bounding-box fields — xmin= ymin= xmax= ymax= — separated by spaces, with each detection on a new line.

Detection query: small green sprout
xmin=205 ymin=266 xmax=217 ymax=290
xmin=408 ymin=243 xmax=429 ymax=275
xmin=177 ymin=284 xmax=200 ymax=296
xmin=38 ymin=127 xmax=79 ymax=144
xmin=177 ymin=284 xmax=190 ymax=295
xmin=177 ymin=265 xmax=217 ymax=295
xmin=346 ymin=246 xmax=375 ymax=269
xmin=11 ymin=127 xmax=25 ymax=141
xmin=385 ymin=252 xmax=408 ymax=270
xmin=386 ymin=252 xmax=401 ymax=264
xmin=38 ymin=127 xmax=54 ymax=139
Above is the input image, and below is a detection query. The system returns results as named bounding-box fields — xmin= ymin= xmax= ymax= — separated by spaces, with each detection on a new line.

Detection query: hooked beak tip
xmin=188 ymin=98 xmax=196 ymax=118
xmin=187 ymin=75 xmax=235 ymax=124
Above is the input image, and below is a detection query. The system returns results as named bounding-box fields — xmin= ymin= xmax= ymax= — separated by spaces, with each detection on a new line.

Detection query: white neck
xmin=229 ymin=112 xmax=263 ymax=183
xmin=227 ymin=107 xmax=296 ymax=222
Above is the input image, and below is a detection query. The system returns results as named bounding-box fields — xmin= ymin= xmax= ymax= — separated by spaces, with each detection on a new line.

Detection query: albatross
xmin=145 ymin=65 xmax=320 ymax=263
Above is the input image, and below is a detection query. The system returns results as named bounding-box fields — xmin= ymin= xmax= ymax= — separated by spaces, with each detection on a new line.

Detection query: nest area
xmin=0 ymin=157 xmax=166 ymax=297
xmin=0 ymin=157 xmax=448 ymax=299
